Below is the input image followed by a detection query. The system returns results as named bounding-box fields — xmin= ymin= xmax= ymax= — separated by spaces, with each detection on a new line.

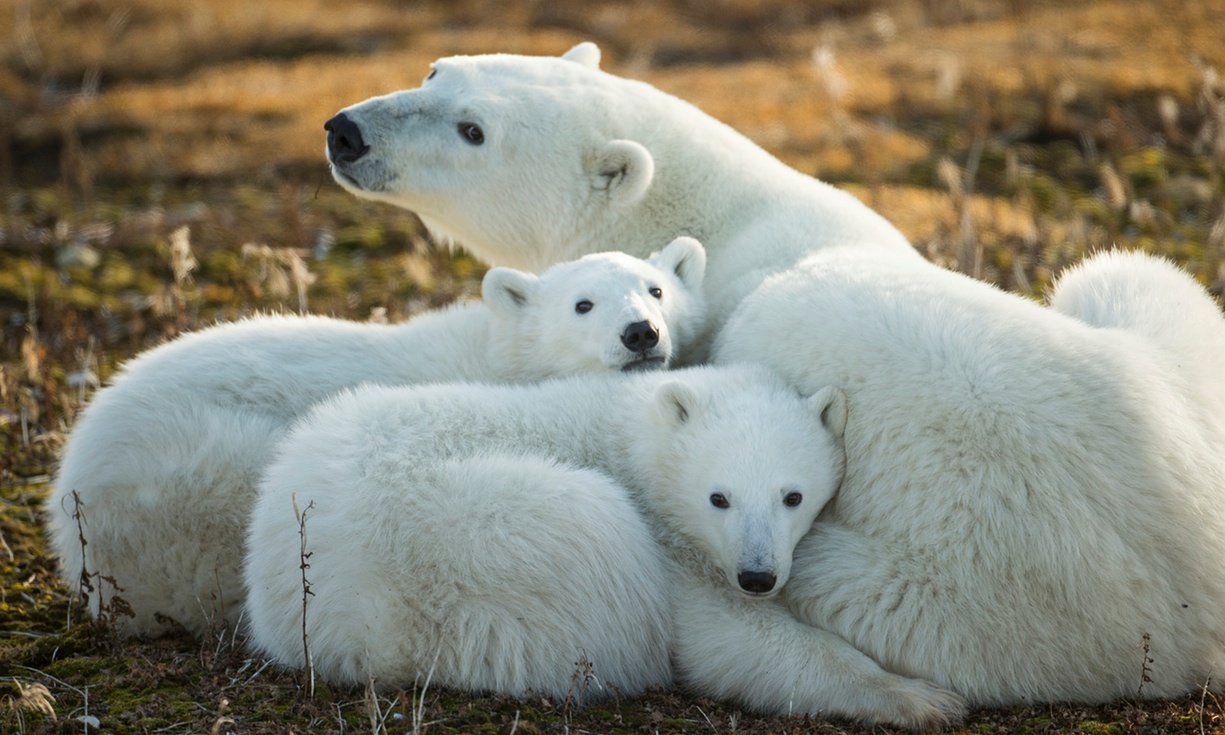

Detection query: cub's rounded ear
xmin=808 ymin=386 xmax=848 ymax=439
xmin=562 ymin=42 xmax=601 ymax=69
xmin=588 ymin=140 xmax=654 ymax=208
xmin=482 ymin=268 xmax=539 ymax=315
xmin=651 ymin=236 xmax=707 ymax=291
xmin=654 ymin=380 xmax=702 ymax=427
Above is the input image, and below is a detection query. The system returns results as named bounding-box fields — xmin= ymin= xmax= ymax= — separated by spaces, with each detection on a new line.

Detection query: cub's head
xmin=482 ymin=237 xmax=706 ymax=378
xmin=640 ymin=366 xmax=847 ymax=598
xmin=323 ymin=42 xmax=657 ymax=271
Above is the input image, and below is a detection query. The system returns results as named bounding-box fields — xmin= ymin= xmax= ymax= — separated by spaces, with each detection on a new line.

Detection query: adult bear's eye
xmin=783 ymin=491 xmax=803 ymax=507
xmin=710 ymin=492 xmax=730 ymax=509
xmin=575 ymin=300 xmax=593 ymax=314
xmin=458 ymin=122 xmax=484 ymax=145
xmin=649 ymin=286 xmax=663 ymax=299
xmin=425 ymin=68 xmax=437 ymax=81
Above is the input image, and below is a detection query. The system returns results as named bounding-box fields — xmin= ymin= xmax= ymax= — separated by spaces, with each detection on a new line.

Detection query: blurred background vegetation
xmin=2 ymin=0 xmax=1225 ymax=731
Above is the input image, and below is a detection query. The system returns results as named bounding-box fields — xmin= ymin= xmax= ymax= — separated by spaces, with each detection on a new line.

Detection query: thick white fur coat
xmin=49 ymin=241 xmax=706 ymax=636
xmin=243 ymin=366 xmax=854 ymax=704
xmin=712 ymin=247 xmax=1225 ymax=707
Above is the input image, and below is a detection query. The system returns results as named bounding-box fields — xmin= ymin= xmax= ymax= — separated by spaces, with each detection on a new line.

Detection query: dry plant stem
xmin=958 ymin=133 xmax=985 ymax=279
xmin=293 ymin=493 xmax=316 ymax=700
xmin=365 ymin=674 xmax=393 ymax=735
xmin=68 ymin=489 xmax=132 ymax=640
xmin=1199 ymin=677 xmax=1212 ymax=735
xmin=209 ymin=697 xmax=235 ymax=735
xmin=70 ymin=489 xmax=92 ymax=615
xmin=4 ymin=680 xmax=57 ymax=723
xmin=1139 ymin=632 xmax=1154 ymax=699
xmin=563 ymin=654 xmax=598 ymax=715
xmin=410 ymin=659 xmax=437 ymax=735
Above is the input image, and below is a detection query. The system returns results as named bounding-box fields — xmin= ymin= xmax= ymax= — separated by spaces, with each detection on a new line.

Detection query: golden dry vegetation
xmin=2 ymin=0 xmax=1225 ymax=733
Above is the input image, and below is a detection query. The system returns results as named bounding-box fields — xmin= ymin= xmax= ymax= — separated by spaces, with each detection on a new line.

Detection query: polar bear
xmin=323 ymin=42 xmax=916 ymax=360
xmin=241 ymin=365 xmax=961 ymax=724
xmin=49 ymin=238 xmax=706 ymax=637
xmin=708 ymin=246 xmax=1225 ymax=710
xmin=1048 ymin=249 xmax=1225 ymax=434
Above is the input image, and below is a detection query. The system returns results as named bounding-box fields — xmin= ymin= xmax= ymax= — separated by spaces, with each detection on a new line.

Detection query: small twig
xmin=14 ymin=665 xmax=89 ymax=701
xmin=365 ymin=674 xmax=390 ymax=735
xmin=239 ymin=659 xmax=276 ymax=690
xmin=1200 ymin=677 xmax=1211 ymax=735
xmin=1138 ymin=632 xmax=1154 ymax=699
xmin=0 ymin=527 xmax=13 ymax=561
xmin=292 ymin=493 xmax=316 ymax=699
xmin=563 ymin=652 xmax=600 ymax=715
xmin=410 ymin=651 xmax=440 ymax=735
xmin=69 ymin=490 xmax=93 ymax=613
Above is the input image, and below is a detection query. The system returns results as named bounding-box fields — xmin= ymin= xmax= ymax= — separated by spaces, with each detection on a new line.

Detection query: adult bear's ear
xmin=651 ymin=236 xmax=707 ymax=291
xmin=562 ymin=42 xmax=601 ymax=69
xmin=482 ymin=267 xmax=539 ymax=315
xmin=654 ymin=380 xmax=702 ymax=427
xmin=808 ymin=386 xmax=848 ymax=439
xmin=588 ymin=140 xmax=654 ymax=208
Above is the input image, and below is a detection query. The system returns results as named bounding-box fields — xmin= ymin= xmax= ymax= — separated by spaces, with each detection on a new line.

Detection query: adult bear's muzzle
xmin=325 ymin=113 xmax=370 ymax=165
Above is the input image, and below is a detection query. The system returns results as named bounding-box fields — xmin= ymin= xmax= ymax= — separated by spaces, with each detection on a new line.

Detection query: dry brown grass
xmin=2 ymin=0 xmax=1225 ymax=733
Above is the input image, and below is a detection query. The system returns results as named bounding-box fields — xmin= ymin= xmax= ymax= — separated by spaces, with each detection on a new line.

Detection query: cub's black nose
xmin=620 ymin=320 xmax=660 ymax=353
xmin=737 ymin=570 xmax=777 ymax=594
xmin=324 ymin=113 xmax=369 ymax=164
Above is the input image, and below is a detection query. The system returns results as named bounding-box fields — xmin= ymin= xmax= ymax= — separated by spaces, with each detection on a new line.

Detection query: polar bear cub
xmin=49 ymin=237 xmax=706 ymax=637
xmin=242 ymin=365 xmax=879 ymax=706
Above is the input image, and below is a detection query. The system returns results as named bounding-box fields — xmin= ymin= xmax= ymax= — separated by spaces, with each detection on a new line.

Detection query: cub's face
xmin=323 ymin=45 xmax=653 ymax=271
xmin=649 ymin=373 xmax=848 ymax=598
xmin=482 ymin=237 xmax=706 ymax=377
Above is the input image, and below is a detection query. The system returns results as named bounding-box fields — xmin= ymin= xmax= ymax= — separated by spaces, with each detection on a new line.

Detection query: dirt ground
xmin=3 ymin=0 xmax=1225 ymax=732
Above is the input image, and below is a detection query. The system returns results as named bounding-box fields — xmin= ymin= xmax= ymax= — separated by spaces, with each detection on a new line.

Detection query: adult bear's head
xmin=324 ymin=43 xmax=661 ymax=270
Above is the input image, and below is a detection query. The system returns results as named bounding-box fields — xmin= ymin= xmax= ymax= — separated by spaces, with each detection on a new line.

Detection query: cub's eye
xmin=710 ymin=492 xmax=730 ymax=509
xmin=783 ymin=491 xmax=803 ymax=508
xmin=575 ymin=300 xmax=593 ymax=314
xmin=649 ymin=286 xmax=663 ymax=299
xmin=425 ymin=68 xmax=437 ymax=81
xmin=458 ymin=122 xmax=484 ymax=145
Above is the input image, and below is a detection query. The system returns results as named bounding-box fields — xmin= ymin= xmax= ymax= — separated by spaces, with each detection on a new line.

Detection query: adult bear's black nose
xmin=621 ymin=320 xmax=660 ymax=353
xmin=325 ymin=113 xmax=369 ymax=164
xmin=737 ymin=570 xmax=777 ymax=594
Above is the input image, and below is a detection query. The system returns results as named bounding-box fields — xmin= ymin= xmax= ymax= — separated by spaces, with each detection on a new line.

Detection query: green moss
xmin=44 ymin=653 xmax=111 ymax=680
xmin=1077 ymin=719 xmax=1124 ymax=735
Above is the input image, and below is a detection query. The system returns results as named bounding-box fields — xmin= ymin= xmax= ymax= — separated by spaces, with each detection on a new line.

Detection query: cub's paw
xmin=880 ymin=676 xmax=967 ymax=732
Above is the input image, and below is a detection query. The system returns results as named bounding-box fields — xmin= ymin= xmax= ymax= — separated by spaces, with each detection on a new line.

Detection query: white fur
xmin=1049 ymin=248 xmax=1225 ymax=437
xmin=711 ymin=246 xmax=1225 ymax=709
xmin=326 ymin=42 xmax=914 ymax=360
xmin=243 ymin=366 xmax=870 ymax=707
xmin=49 ymin=241 xmax=706 ymax=636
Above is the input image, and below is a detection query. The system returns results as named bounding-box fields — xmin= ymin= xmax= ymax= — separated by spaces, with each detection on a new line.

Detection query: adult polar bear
xmin=712 ymin=247 xmax=1225 ymax=707
xmin=324 ymin=41 xmax=915 ymax=360
xmin=326 ymin=41 xmax=1225 ymax=725
xmin=50 ymin=240 xmax=705 ymax=637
